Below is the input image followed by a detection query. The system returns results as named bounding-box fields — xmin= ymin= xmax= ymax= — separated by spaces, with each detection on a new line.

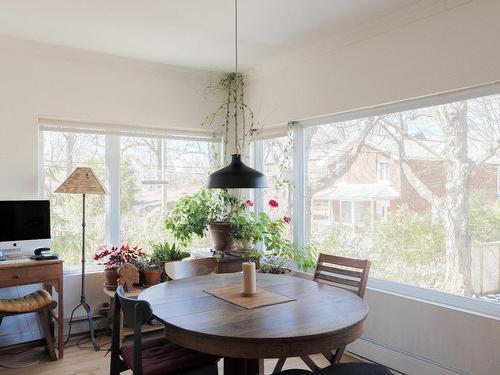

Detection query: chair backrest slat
xmin=316 ymin=264 xmax=363 ymax=279
xmin=314 ymin=253 xmax=370 ymax=297
xmin=165 ymin=257 xmax=218 ymax=280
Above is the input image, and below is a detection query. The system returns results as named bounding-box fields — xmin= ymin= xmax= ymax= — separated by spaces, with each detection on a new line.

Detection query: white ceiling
xmin=0 ymin=0 xmax=419 ymax=71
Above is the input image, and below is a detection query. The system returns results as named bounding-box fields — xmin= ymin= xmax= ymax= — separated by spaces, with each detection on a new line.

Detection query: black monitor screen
xmin=0 ymin=200 xmax=50 ymax=242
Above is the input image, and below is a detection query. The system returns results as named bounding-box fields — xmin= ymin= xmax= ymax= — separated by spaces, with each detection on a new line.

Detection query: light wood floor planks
xmin=0 ymin=336 xmax=357 ymax=375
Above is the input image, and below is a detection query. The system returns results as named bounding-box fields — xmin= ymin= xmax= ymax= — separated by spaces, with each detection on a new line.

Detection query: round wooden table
xmin=140 ymin=272 xmax=368 ymax=375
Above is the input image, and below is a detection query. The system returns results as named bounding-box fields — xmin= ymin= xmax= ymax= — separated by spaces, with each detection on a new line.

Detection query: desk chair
xmin=0 ymin=289 xmax=57 ymax=361
xmin=164 ymin=257 xmax=218 ymax=280
xmin=274 ymin=253 xmax=371 ymax=373
xmin=110 ymin=286 xmax=219 ymax=375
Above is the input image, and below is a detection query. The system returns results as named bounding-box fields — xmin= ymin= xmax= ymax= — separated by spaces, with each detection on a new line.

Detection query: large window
xmin=303 ymin=93 xmax=500 ymax=304
xmin=41 ymin=129 xmax=217 ymax=270
xmin=41 ymin=88 xmax=500 ymax=310
xmin=42 ymin=131 xmax=106 ymax=267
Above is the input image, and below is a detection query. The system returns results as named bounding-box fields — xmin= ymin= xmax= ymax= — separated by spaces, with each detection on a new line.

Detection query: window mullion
xmin=105 ymin=134 xmax=120 ymax=246
xmin=292 ymin=124 xmax=306 ymax=249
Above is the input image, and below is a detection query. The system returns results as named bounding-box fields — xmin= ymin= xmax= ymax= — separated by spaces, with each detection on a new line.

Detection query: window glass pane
xmin=42 ymin=131 xmax=106 ymax=270
xmin=262 ymin=136 xmax=293 ymax=239
xmin=120 ymin=137 xmax=214 ymax=250
xmin=305 ymin=93 xmax=500 ymax=304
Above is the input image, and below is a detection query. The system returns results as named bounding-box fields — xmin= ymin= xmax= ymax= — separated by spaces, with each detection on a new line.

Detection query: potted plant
xmin=150 ymin=241 xmax=191 ymax=281
xmin=151 ymin=241 xmax=191 ymax=263
xmin=243 ymin=248 xmax=263 ymax=269
xmin=143 ymin=259 xmax=162 ymax=286
xmin=131 ymin=257 xmax=150 ymax=286
xmin=94 ymin=244 xmax=144 ymax=290
xmin=165 ymin=189 xmax=245 ymax=253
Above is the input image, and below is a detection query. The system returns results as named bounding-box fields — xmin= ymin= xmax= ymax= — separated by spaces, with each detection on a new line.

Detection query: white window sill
xmin=367 ymin=277 xmax=500 ymax=320
xmin=291 ymin=269 xmax=500 ymax=320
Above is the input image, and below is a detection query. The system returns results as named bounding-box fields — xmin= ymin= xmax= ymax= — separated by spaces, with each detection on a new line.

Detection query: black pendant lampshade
xmin=207 ymin=154 xmax=268 ymax=189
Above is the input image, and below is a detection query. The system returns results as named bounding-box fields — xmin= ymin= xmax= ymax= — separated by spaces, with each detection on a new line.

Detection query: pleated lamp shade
xmin=55 ymin=167 xmax=108 ymax=195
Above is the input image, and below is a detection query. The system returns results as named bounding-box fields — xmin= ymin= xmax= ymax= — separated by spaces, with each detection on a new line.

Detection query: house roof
xmin=313 ymin=183 xmax=400 ymax=201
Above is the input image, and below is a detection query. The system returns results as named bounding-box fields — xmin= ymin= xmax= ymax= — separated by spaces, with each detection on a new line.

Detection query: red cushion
xmin=120 ymin=335 xmax=218 ymax=375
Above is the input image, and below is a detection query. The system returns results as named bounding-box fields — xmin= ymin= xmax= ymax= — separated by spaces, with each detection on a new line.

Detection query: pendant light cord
xmin=234 ymin=0 xmax=239 ymax=155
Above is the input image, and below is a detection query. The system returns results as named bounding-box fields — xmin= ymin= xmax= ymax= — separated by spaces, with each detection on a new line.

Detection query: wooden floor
xmin=0 ymin=336 xmax=357 ymax=375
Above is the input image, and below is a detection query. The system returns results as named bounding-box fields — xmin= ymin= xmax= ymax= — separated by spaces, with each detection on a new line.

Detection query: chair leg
xmin=37 ymin=310 xmax=57 ymax=361
xmin=332 ymin=346 xmax=346 ymax=364
xmin=273 ymin=358 xmax=286 ymax=373
xmin=300 ymin=356 xmax=319 ymax=371
xmin=322 ymin=351 xmax=333 ymax=362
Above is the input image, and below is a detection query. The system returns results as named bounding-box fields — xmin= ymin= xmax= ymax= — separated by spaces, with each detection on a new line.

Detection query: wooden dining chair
xmin=273 ymin=253 xmax=371 ymax=374
xmin=275 ymin=362 xmax=391 ymax=375
xmin=110 ymin=286 xmax=219 ymax=375
xmin=164 ymin=257 xmax=218 ymax=280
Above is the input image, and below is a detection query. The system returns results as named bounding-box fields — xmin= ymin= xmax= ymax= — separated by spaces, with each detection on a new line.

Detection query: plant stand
xmin=192 ymin=250 xmax=260 ymax=273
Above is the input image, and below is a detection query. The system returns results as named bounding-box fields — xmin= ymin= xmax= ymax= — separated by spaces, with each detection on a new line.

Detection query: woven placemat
xmin=204 ymin=285 xmax=295 ymax=309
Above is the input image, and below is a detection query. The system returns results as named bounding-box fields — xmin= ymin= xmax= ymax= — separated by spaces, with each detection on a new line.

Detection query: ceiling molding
xmin=247 ymin=0 xmax=472 ymax=78
xmin=0 ymin=34 xmax=213 ymax=80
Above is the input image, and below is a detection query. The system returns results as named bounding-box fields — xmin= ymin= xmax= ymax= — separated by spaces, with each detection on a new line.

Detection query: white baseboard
xmin=347 ymin=337 xmax=474 ymax=375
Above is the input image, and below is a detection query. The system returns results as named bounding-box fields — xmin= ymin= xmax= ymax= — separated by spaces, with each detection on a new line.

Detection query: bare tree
xmin=381 ymin=99 xmax=500 ymax=295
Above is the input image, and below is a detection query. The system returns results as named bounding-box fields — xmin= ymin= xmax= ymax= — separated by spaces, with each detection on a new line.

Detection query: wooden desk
xmin=0 ymin=258 xmax=64 ymax=358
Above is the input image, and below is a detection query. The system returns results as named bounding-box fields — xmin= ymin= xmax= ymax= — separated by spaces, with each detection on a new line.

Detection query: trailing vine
xmin=274 ymin=121 xmax=295 ymax=194
xmin=203 ymin=72 xmax=259 ymax=160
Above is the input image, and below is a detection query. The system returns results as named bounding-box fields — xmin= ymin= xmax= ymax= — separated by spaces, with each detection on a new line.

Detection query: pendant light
xmin=206 ymin=0 xmax=267 ymax=189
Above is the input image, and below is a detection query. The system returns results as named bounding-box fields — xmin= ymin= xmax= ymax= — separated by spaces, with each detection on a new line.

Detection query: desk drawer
xmin=0 ymin=263 xmax=61 ymax=286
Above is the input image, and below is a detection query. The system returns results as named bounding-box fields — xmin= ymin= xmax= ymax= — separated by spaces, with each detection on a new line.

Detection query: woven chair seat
xmin=0 ymin=290 xmax=54 ymax=313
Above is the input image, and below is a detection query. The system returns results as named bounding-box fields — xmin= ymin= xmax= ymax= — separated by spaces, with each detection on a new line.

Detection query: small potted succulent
xmin=131 ymin=257 xmax=150 ymax=286
xmin=143 ymin=259 xmax=162 ymax=286
xmin=94 ymin=244 xmax=144 ymax=290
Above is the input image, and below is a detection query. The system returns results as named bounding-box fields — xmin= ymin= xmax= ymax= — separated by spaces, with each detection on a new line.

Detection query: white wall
xmin=0 ymin=35 xmax=217 ymax=199
xmin=247 ymin=1 xmax=500 ymax=374
xmin=0 ymin=36 xmax=217 ymax=346
xmin=247 ymin=0 xmax=500 ymax=127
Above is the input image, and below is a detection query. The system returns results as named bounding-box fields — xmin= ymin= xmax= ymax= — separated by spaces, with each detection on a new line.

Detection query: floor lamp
xmin=55 ymin=167 xmax=108 ymax=351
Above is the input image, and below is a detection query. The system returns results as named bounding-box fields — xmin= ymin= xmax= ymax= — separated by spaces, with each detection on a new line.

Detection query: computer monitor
xmin=0 ymin=200 xmax=51 ymax=255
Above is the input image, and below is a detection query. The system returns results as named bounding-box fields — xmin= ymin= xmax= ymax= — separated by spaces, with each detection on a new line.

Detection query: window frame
xmin=289 ymin=82 xmax=500 ymax=319
xmin=497 ymin=165 xmax=500 ymax=198
xmin=39 ymin=123 xmax=221 ymax=273
xmin=377 ymin=160 xmax=390 ymax=184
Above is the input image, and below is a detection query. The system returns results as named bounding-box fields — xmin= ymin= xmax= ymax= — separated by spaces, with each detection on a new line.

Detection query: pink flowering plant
xmin=231 ymin=198 xmax=294 ymax=258
xmin=94 ymin=244 xmax=144 ymax=271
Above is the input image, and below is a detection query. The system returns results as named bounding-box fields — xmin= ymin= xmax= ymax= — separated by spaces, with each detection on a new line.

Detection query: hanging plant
xmin=203 ymin=72 xmax=260 ymax=160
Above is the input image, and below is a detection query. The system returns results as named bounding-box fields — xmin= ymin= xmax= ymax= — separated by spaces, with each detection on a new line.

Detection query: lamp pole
xmin=65 ymin=193 xmax=99 ymax=350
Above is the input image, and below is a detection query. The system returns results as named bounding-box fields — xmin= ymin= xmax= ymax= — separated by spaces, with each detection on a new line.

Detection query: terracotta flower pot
xmin=104 ymin=269 xmax=119 ymax=290
xmin=209 ymin=222 xmax=234 ymax=252
xmin=144 ymin=270 xmax=161 ymax=286
xmin=136 ymin=270 xmax=146 ymax=286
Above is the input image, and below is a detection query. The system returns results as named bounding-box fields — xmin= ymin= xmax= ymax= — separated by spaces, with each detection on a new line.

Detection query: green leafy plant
xmin=151 ymin=241 xmax=191 ymax=262
xmin=260 ymin=256 xmax=290 ymax=274
xmin=165 ymin=189 xmax=245 ymax=245
xmin=243 ymin=248 xmax=263 ymax=262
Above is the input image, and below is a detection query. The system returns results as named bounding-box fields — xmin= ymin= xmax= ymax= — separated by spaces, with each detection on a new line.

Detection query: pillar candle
xmin=242 ymin=261 xmax=257 ymax=295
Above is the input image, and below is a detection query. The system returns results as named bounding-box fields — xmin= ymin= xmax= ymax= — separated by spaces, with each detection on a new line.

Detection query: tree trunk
xmin=439 ymin=102 xmax=473 ymax=295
